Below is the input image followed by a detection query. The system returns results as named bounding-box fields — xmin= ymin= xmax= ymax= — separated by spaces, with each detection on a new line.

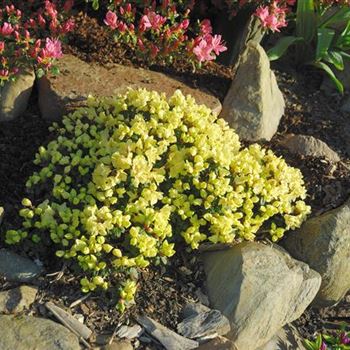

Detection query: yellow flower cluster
xmin=5 ymin=88 xmax=310 ymax=310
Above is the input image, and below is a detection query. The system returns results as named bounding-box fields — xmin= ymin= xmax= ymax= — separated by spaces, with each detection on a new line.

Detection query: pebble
xmin=0 ymin=249 xmax=43 ymax=282
xmin=0 ymin=285 xmax=38 ymax=314
xmin=116 ymin=324 xmax=143 ymax=339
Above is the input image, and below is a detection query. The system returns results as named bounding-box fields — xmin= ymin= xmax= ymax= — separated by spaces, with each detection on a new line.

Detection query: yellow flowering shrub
xmin=5 ymin=89 xmax=310 ymax=311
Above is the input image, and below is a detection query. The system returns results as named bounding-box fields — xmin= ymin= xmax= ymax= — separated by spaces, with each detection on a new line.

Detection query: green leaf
xmin=296 ymin=0 xmax=316 ymax=43
xmin=320 ymin=7 xmax=350 ymax=28
xmin=312 ymin=61 xmax=344 ymax=93
xmin=316 ymin=334 xmax=323 ymax=349
xmin=51 ymin=66 xmax=60 ymax=76
xmin=36 ymin=68 xmax=45 ymax=79
xmin=267 ymin=36 xmax=304 ymax=61
xmin=316 ymin=28 xmax=335 ymax=60
xmin=324 ymin=50 xmax=344 ymax=70
xmin=303 ymin=339 xmax=318 ymax=350
xmin=92 ymin=0 xmax=99 ymax=10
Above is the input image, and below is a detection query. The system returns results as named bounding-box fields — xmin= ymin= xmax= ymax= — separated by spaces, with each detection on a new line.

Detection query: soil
xmin=0 ymin=10 xmax=350 ymax=349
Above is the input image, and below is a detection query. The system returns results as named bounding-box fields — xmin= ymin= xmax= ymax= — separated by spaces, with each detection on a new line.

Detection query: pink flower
xmin=104 ymin=11 xmax=118 ymax=29
xmin=0 ymin=41 xmax=4 ymax=53
xmin=193 ymin=37 xmax=214 ymax=62
xmin=180 ymin=19 xmax=190 ymax=30
xmin=63 ymin=0 xmax=74 ymax=12
xmin=340 ymin=332 xmax=350 ymax=345
xmin=140 ymin=12 xmax=166 ymax=31
xmin=62 ymin=18 xmax=75 ymax=33
xmin=1 ymin=22 xmax=14 ymax=36
xmin=139 ymin=14 xmax=152 ymax=31
xmin=43 ymin=38 xmax=62 ymax=59
xmin=200 ymin=19 xmax=212 ymax=35
xmin=210 ymin=35 xmax=227 ymax=55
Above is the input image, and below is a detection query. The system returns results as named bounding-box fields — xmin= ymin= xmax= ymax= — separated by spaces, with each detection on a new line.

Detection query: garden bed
xmin=1 ymin=5 xmax=350 ymax=350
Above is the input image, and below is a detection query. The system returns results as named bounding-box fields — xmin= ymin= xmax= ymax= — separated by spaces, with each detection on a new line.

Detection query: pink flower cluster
xmin=255 ymin=0 xmax=295 ymax=32
xmin=103 ymin=0 xmax=226 ymax=67
xmin=0 ymin=1 xmax=74 ymax=84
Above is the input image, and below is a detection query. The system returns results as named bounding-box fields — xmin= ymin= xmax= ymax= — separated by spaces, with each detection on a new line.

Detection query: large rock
xmin=283 ymin=198 xmax=350 ymax=307
xmin=0 ymin=285 xmax=37 ymax=314
xmin=196 ymin=336 xmax=237 ymax=350
xmin=202 ymin=242 xmax=321 ymax=350
xmin=38 ymin=54 xmax=222 ymax=121
xmin=0 ymin=69 xmax=35 ymax=122
xmin=0 ymin=249 xmax=43 ymax=282
xmin=281 ymin=134 xmax=340 ymax=162
xmin=0 ymin=315 xmax=80 ymax=350
xmin=220 ymin=42 xmax=285 ymax=141
xmin=257 ymin=324 xmax=306 ymax=350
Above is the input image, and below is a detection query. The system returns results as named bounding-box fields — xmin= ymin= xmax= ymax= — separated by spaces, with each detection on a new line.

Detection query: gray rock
xmin=202 ymin=242 xmax=321 ymax=350
xmin=257 ymin=324 xmax=306 ymax=350
xmin=181 ymin=303 xmax=211 ymax=320
xmin=196 ymin=336 xmax=237 ymax=350
xmin=281 ymin=134 xmax=340 ymax=162
xmin=38 ymin=54 xmax=222 ymax=121
xmin=178 ymin=305 xmax=230 ymax=340
xmin=0 ymin=69 xmax=35 ymax=122
xmin=116 ymin=324 xmax=143 ymax=339
xmin=0 ymin=207 xmax=3 ymax=226
xmin=0 ymin=285 xmax=37 ymax=314
xmin=283 ymin=198 xmax=350 ymax=307
xmin=136 ymin=315 xmax=199 ymax=350
xmin=0 ymin=249 xmax=42 ymax=282
xmin=221 ymin=42 xmax=285 ymax=141
xmin=0 ymin=315 xmax=80 ymax=350
xmin=103 ymin=340 xmax=133 ymax=350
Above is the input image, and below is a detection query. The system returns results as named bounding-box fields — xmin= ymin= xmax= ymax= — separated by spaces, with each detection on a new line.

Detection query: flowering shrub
xmin=93 ymin=0 xmax=227 ymax=66
xmin=304 ymin=328 xmax=350 ymax=350
xmin=0 ymin=1 xmax=74 ymax=85
xmin=5 ymin=89 xmax=310 ymax=311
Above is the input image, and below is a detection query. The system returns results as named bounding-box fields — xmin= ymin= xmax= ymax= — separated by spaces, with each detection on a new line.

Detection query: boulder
xmin=0 ymin=69 xmax=35 ymax=122
xmin=103 ymin=340 xmax=134 ymax=350
xmin=0 ymin=249 xmax=43 ymax=282
xmin=220 ymin=42 xmax=285 ymax=141
xmin=0 ymin=315 xmax=80 ymax=350
xmin=281 ymin=134 xmax=340 ymax=162
xmin=283 ymin=198 xmax=350 ymax=307
xmin=202 ymin=242 xmax=321 ymax=350
xmin=0 ymin=285 xmax=37 ymax=314
xmin=196 ymin=336 xmax=237 ymax=350
xmin=257 ymin=324 xmax=306 ymax=350
xmin=38 ymin=54 xmax=222 ymax=121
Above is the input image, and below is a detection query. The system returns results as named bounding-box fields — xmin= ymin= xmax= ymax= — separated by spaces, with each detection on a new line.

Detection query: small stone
xmin=0 ymin=249 xmax=43 ymax=282
xmin=281 ymin=134 xmax=340 ymax=162
xmin=221 ymin=42 xmax=285 ymax=141
xmin=177 ymin=309 xmax=231 ymax=340
xmin=283 ymin=197 xmax=350 ymax=307
xmin=0 ymin=69 xmax=35 ymax=122
xmin=103 ymin=340 xmax=133 ymax=350
xmin=203 ymin=242 xmax=321 ymax=350
xmin=75 ymin=313 xmax=84 ymax=323
xmin=116 ymin=325 xmax=143 ymax=339
xmin=195 ymin=289 xmax=210 ymax=306
xmin=181 ymin=303 xmax=211 ymax=320
xmin=196 ymin=336 xmax=237 ymax=350
xmin=0 ymin=315 xmax=80 ymax=350
xmin=0 ymin=285 xmax=37 ymax=314
xmin=136 ymin=315 xmax=199 ymax=350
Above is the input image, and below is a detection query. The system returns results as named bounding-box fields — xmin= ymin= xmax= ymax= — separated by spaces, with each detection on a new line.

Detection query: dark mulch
xmin=0 ymin=10 xmax=349 ymax=348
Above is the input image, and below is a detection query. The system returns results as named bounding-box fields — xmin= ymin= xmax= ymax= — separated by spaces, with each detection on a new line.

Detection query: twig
xmin=69 ymin=293 xmax=91 ymax=309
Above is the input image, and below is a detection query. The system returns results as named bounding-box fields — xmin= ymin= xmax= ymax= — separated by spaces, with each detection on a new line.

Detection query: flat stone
xmin=0 ymin=69 xmax=35 ymax=122
xmin=103 ymin=340 xmax=133 ymax=350
xmin=257 ymin=324 xmax=306 ymax=350
xmin=202 ymin=242 xmax=321 ymax=350
xmin=136 ymin=315 xmax=199 ymax=350
xmin=116 ymin=324 xmax=143 ymax=339
xmin=177 ymin=308 xmax=230 ymax=340
xmin=283 ymin=197 xmax=350 ymax=307
xmin=181 ymin=303 xmax=211 ymax=320
xmin=0 ymin=285 xmax=37 ymax=314
xmin=0 ymin=315 xmax=80 ymax=350
xmin=0 ymin=249 xmax=42 ymax=282
xmin=196 ymin=336 xmax=237 ymax=350
xmin=38 ymin=54 xmax=222 ymax=121
xmin=221 ymin=41 xmax=285 ymax=141
xmin=281 ymin=134 xmax=340 ymax=162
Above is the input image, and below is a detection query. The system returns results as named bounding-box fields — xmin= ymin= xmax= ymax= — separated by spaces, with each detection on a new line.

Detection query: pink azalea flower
xmin=200 ymin=19 xmax=212 ymax=35
xmin=139 ymin=14 xmax=152 ymax=31
xmin=0 ymin=41 xmax=4 ymax=53
xmin=210 ymin=35 xmax=227 ymax=55
xmin=104 ymin=11 xmax=118 ymax=29
xmin=193 ymin=37 xmax=215 ymax=63
xmin=43 ymin=38 xmax=63 ymax=59
xmin=1 ymin=22 xmax=14 ymax=36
